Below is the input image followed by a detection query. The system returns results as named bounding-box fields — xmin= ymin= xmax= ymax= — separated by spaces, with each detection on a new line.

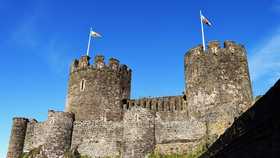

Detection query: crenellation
xmin=109 ymin=57 xmax=120 ymax=70
xmin=94 ymin=55 xmax=105 ymax=69
xmin=123 ymin=96 xmax=186 ymax=114
xmin=78 ymin=55 xmax=90 ymax=68
xmin=207 ymin=40 xmax=220 ymax=54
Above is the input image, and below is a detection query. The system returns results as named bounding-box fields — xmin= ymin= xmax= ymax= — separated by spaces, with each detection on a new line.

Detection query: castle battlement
xmin=70 ymin=55 xmax=132 ymax=75
xmin=123 ymin=96 xmax=187 ymax=112
xmin=12 ymin=117 xmax=30 ymax=122
xmin=187 ymin=40 xmax=246 ymax=57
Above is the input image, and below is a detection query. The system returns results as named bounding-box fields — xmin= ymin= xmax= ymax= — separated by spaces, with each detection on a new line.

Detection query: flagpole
xmin=86 ymin=27 xmax=92 ymax=56
xmin=200 ymin=10 xmax=206 ymax=52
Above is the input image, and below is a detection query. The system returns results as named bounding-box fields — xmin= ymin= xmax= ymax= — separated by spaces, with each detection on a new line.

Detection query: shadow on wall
xmin=200 ymin=78 xmax=280 ymax=158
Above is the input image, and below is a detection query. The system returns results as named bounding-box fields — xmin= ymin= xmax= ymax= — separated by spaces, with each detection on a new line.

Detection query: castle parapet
xmin=186 ymin=41 xmax=245 ymax=57
xmin=70 ymin=54 xmax=131 ymax=75
xmin=123 ymin=96 xmax=186 ymax=112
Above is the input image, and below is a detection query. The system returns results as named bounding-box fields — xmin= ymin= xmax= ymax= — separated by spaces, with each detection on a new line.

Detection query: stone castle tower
xmin=65 ymin=55 xmax=131 ymax=121
xmin=7 ymin=40 xmax=253 ymax=158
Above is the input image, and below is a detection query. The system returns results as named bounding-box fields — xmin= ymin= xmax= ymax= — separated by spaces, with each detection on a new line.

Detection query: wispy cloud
xmin=248 ymin=27 xmax=280 ymax=95
xmin=9 ymin=5 xmax=71 ymax=75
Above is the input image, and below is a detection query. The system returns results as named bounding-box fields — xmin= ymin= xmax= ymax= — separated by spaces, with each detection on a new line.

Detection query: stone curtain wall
xmin=66 ymin=55 xmax=131 ymax=121
xmin=155 ymin=116 xmax=206 ymax=155
xmin=7 ymin=118 xmax=29 ymax=158
xmin=71 ymin=120 xmax=123 ymax=157
xmin=200 ymin=79 xmax=280 ymax=158
xmin=123 ymin=107 xmax=156 ymax=158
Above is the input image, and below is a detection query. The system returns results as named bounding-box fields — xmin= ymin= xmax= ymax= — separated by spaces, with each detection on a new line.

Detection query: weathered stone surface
xmin=123 ymin=106 xmax=156 ymax=158
xmin=155 ymin=116 xmax=206 ymax=155
xmin=71 ymin=120 xmax=123 ymax=157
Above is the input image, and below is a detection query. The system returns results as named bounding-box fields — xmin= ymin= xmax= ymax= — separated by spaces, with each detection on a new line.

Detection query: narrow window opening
xmin=156 ymin=103 xmax=158 ymax=111
xmin=80 ymin=79 xmax=86 ymax=91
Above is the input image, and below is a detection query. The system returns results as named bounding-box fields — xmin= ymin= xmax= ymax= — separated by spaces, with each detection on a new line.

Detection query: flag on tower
xmin=200 ymin=14 xmax=212 ymax=27
xmin=199 ymin=10 xmax=213 ymax=51
xmin=86 ymin=28 xmax=102 ymax=56
xmin=90 ymin=30 xmax=102 ymax=38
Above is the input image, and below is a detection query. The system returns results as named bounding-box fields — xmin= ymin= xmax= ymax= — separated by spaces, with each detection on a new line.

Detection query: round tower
xmin=184 ymin=40 xmax=253 ymax=144
xmin=184 ymin=40 xmax=253 ymax=120
xmin=7 ymin=117 xmax=29 ymax=158
xmin=66 ymin=55 xmax=131 ymax=121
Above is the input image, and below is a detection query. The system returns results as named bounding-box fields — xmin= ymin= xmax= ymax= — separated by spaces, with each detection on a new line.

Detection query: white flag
xmin=201 ymin=14 xmax=212 ymax=27
xmin=90 ymin=31 xmax=102 ymax=38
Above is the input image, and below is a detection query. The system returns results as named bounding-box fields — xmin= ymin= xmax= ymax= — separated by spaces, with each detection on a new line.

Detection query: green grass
xmin=149 ymin=143 xmax=207 ymax=158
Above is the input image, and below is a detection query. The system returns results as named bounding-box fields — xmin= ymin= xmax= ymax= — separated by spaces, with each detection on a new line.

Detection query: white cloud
xmin=9 ymin=11 xmax=71 ymax=75
xmin=248 ymin=27 xmax=280 ymax=95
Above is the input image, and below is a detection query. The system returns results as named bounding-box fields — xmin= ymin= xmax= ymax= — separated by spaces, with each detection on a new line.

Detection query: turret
xmin=66 ymin=54 xmax=132 ymax=121
xmin=184 ymin=40 xmax=253 ymax=141
xmin=7 ymin=117 xmax=29 ymax=158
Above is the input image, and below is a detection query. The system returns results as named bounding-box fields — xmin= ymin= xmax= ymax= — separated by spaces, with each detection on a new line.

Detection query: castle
xmin=7 ymin=40 xmax=253 ymax=158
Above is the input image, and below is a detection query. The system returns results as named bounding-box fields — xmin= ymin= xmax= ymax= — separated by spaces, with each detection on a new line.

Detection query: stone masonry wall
xmin=155 ymin=115 xmax=206 ymax=155
xmin=71 ymin=120 xmax=123 ymax=157
xmin=42 ymin=110 xmax=74 ymax=158
xmin=22 ymin=110 xmax=74 ymax=158
xmin=123 ymin=106 xmax=156 ymax=158
xmin=23 ymin=119 xmax=45 ymax=152
xmin=7 ymin=117 xmax=29 ymax=158
xmin=66 ymin=55 xmax=131 ymax=121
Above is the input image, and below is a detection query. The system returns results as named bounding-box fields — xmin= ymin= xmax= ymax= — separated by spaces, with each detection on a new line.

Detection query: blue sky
xmin=1 ymin=0 xmax=280 ymax=157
